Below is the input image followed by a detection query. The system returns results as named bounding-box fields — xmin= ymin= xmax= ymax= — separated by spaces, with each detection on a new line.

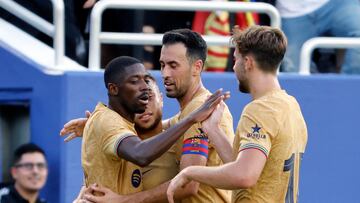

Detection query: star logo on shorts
xmin=252 ymin=124 xmax=261 ymax=133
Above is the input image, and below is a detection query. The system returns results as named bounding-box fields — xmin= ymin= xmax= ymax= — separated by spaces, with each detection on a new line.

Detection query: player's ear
xmin=245 ymin=55 xmax=254 ymax=71
xmin=108 ymin=83 xmax=119 ymax=96
xmin=192 ymin=59 xmax=203 ymax=76
xmin=11 ymin=167 xmax=18 ymax=180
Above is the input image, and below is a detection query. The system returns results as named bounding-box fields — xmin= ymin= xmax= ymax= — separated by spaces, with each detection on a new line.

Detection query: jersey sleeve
xmin=94 ymin=112 xmax=136 ymax=160
xmin=236 ymin=103 xmax=278 ymax=158
xmin=237 ymin=115 xmax=271 ymax=157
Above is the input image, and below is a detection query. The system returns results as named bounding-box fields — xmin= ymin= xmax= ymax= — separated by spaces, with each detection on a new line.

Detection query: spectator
xmin=0 ymin=143 xmax=48 ymax=203
xmin=275 ymin=0 xmax=360 ymax=74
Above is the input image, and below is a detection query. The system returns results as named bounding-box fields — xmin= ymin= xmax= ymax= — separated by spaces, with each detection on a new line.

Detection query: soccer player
xmin=156 ymin=29 xmax=235 ymax=203
xmin=73 ymin=56 xmax=225 ymax=198
xmin=135 ymin=77 xmax=179 ymax=191
xmin=167 ymin=25 xmax=308 ymax=203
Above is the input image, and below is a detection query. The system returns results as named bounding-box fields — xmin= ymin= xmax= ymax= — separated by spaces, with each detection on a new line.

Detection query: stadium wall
xmin=0 ymin=45 xmax=360 ymax=202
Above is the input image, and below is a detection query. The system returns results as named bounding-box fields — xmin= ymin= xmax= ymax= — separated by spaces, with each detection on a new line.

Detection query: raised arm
xmin=117 ymin=89 xmax=227 ymax=167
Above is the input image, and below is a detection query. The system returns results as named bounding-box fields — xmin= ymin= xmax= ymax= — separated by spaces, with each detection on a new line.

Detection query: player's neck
xmin=250 ymin=73 xmax=281 ymax=100
xmin=178 ymin=80 xmax=204 ymax=109
xmin=14 ymin=183 xmax=39 ymax=203
xmin=108 ymin=100 xmax=134 ymax=123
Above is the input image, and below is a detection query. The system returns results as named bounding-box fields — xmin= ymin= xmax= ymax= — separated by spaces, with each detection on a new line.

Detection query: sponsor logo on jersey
xmin=247 ymin=124 xmax=267 ymax=139
xmin=131 ymin=169 xmax=141 ymax=188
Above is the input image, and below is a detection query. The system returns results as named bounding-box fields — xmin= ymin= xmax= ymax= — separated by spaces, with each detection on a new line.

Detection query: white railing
xmin=0 ymin=0 xmax=64 ymax=67
xmin=299 ymin=37 xmax=360 ymax=75
xmin=89 ymin=0 xmax=281 ymax=70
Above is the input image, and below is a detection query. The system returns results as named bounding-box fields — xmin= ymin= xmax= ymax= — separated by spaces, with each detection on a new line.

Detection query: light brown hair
xmin=232 ymin=25 xmax=287 ymax=72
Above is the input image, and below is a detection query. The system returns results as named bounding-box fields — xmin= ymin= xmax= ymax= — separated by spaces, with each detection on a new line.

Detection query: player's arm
xmin=202 ymin=101 xmax=235 ymax=163
xmin=167 ymin=148 xmax=267 ymax=202
xmin=205 ymin=127 xmax=234 ymax=163
xmin=175 ymin=135 xmax=208 ymax=195
xmin=117 ymin=89 xmax=227 ymax=167
xmin=168 ymin=104 xmax=274 ymax=202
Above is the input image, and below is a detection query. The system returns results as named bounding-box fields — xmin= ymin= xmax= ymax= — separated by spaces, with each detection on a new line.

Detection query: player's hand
xmin=202 ymin=101 xmax=226 ymax=137
xmin=84 ymin=185 xmax=128 ymax=203
xmin=60 ymin=110 xmax=91 ymax=142
xmin=167 ymin=169 xmax=192 ymax=203
xmin=190 ymin=89 xmax=230 ymax=123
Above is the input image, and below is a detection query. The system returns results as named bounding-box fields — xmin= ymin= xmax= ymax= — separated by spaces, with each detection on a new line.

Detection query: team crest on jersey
xmin=131 ymin=169 xmax=141 ymax=188
xmin=246 ymin=124 xmax=266 ymax=139
xmin=197 ymin=128 xmax=208 ymax=138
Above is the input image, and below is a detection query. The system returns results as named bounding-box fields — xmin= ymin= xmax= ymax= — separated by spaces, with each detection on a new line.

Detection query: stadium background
xmin=1 ymin=1 xmax=360 ymax=203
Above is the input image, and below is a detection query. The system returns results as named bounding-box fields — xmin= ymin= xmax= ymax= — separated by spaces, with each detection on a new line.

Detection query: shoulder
xmin=242 ymin=100 xmax=269 ymax=119
xmin=243 ymin=92 xmax=292 ymax=119
xmin=90 ymin=105 xmax=135 ymax=133
xmin=92 ymin=104 xmax=124 ymax=123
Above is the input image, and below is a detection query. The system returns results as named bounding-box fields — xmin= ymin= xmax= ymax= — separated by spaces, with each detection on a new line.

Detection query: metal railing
xmin=89 ymin=0 xmax=281 ymax=70
xmin=0 ymin=0 xmax=64 ymax=67
xmin=299 ymin=37 xmax=360 ymax=75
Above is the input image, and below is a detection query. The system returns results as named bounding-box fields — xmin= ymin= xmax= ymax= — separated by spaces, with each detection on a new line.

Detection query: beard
xmin=238 ymin=79 xmax=250 ymax=93
xmin=236 ymin=62 xmax=250 ymax=93
xmin=165 ymin=86 xmax=186 ymax=99
xmin=135 ymin=112 xmax=162 ymax=134
xmin=123 ymin=100 xmax=146 ymax=114
xmin=165 ymin=91 xmax=177 ymax=98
